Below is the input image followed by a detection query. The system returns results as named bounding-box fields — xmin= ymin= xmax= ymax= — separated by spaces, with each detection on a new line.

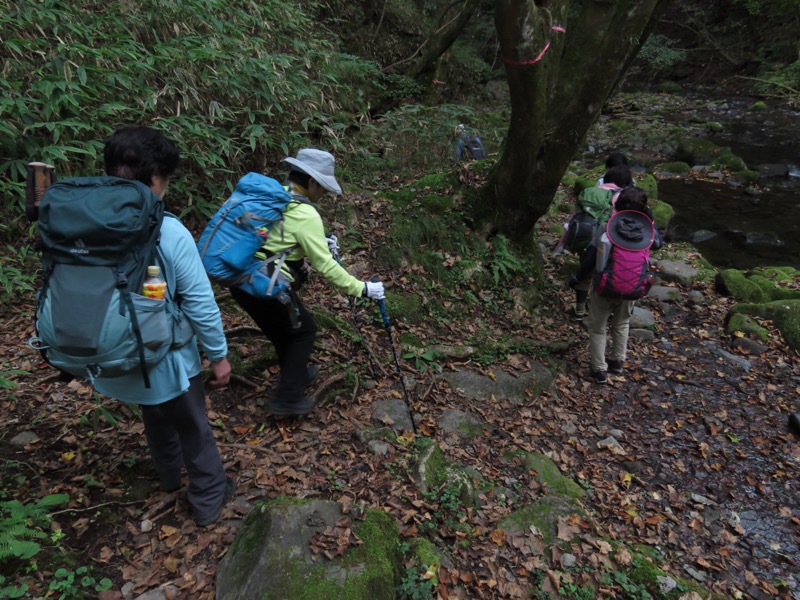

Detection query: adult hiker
xmin=568 ymin=164 xmax=633 ymax=321
xmin=92 ymin=126 xmax=234 ymax=527
xmin=453 ymin=123 xmax=486 ymax=162
xmin=570 ymin=186 xmax=663 ymax=384
xmin=228 ymin=148 xmax=385 ymax=417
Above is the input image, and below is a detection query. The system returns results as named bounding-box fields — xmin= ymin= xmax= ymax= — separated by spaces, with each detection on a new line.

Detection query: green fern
xmin=0 ymin=494 xmax=69 ymax=562
xmin=489 ymin=235 xmax=526 ymax=286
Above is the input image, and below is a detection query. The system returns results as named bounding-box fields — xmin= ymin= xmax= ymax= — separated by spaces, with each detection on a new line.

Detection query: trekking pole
xmin=25 ymin=162 xmax=56 ymax=222
xmin=328 ymin=238 xmax=382 ymax=378
xmin=371 ymin=277 xmax=417 ymax=434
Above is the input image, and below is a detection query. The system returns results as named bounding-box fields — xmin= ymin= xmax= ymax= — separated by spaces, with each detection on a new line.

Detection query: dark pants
xmin=141 ymin=375 xmax=227 ymax=517
xmin=229 ymin=287 xmax=317 ymax=403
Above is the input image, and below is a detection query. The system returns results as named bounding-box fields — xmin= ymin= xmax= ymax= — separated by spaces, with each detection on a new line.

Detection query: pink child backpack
xmin=593 ymin=210 xmax=654 ymax=300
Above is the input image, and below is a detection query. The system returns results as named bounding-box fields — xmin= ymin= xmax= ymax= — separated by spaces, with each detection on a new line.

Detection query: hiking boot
xmin=573 ymin=301 xmax=587 ymax=322
xmin=195 ymin=476 xmax=235 ymax=528
xmin=789 ymin=412 xmax=800 ymax=437
xmin=591 ymin=370 xmax=608 ymax=384
xmin=607 ymin=360 xmax=624 ymax=374
xmin=306 ymin=365 xmax=320 ymax=387
xmin=268 ymin=395 xmax=316 ymax=417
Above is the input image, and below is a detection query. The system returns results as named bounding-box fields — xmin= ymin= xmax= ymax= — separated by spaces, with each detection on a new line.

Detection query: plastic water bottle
xmin=142 ymin=265 xmax=166 ymax=300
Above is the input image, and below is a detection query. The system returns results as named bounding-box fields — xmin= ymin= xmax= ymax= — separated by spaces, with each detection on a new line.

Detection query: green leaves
xmin=0 ymin=0 xmax=374 ymax=223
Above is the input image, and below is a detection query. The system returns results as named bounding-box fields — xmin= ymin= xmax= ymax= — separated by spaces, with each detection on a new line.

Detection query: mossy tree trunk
xmin=484 ymin=0 xmax=671 ymax=248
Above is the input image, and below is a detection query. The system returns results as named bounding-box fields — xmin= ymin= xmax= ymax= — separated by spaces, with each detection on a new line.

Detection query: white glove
xmin=326 ymin=234 xmax=339 ymax=255
xmin=363 ymin=280 xmax=385 ymax=300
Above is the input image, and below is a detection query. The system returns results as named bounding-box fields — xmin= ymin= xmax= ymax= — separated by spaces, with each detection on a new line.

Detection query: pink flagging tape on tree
xmin=503 ymin=25 xmax=565 ymax=66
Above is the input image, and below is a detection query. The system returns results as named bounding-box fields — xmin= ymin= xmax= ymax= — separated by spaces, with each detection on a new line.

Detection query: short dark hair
xmin=603 ymin=165 xmax=633 ymax=188
xmin=615 ymin=186 xmax=648 ymax=212
xmin=104 ymin=125 xmax=179 ymax=186
xmin=605 ymin=152 xmax=628 ymax=169
xmin=287 ymin=169 xmax=312 ymax=189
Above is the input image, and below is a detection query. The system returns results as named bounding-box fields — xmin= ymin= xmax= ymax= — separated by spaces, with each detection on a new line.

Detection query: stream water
xmin=655 ymin=97 xmax=800 ymax=270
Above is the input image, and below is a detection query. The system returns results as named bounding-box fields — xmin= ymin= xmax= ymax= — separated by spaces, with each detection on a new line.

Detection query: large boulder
xmin=216 ymin=498 xmax=401 ymax=600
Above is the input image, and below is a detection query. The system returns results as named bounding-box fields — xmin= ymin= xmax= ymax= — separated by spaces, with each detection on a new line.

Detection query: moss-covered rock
xmin=413 ymin=172 xmax=452 ymax=192
xmin=217 ymin=498 xmax=401 ymax=600
xmin=716 ymin=269 xmax=770 ymax=303
xmin=657 ymin=161 xmax=691 ymax=174
xmin=726 ymin=313 xmax=770 ymax=343
xmin=735 ymin=168 xmax=760 ymax=184
xmin=716 ymin=269 xmax=800 ymax=303
xmin=674 ymin=138 xmax=727 ymax=166
xmin=748 ymin=100 xmax=768 ymax=111
xmin=729 ymin=299 xmax=800 ymax=352
xmin=523 ymin=453 xmax=587 ymax=499
xmin=649 ymin=199 xmax=675 ymax=230
xmin=419 ymin=194 xmax=453 ymax=214
xmin=710 ymin=152 xmax=747 ymax=172
xmin=636 ymin=172 xmax=658 ymax=200
xmin=386 ymin=292 xmax=426 ymax=324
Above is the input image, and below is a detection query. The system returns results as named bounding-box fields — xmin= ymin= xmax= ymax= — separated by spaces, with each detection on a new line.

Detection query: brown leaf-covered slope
xmin=1 ymin=187 xmax=798 ymax=600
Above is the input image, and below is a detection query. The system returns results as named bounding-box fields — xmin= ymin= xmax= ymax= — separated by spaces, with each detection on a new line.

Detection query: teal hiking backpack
xmin=29 ymin=176 xmax=183 ymax=387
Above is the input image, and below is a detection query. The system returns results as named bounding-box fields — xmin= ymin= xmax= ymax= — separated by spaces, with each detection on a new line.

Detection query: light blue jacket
xmin=93 ymin=216 xmax=228 ymax=405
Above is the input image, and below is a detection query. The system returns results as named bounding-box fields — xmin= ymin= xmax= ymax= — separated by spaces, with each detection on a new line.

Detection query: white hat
xmin=283 ymin=149 xmax=342 ymax=195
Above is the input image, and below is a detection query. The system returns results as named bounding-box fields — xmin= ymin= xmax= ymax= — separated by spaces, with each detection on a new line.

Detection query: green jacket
xmin=260 ymin=193 xmax=364 ymax=297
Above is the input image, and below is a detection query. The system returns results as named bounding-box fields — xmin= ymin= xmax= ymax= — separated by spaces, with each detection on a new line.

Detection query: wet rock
xmin=758 ymin=163 xmax=790 ymax=178
xmin=657 ymin=576 xmax=677 ymax=594
xmin=372 ymin=398 xmax=415 ymax=432
xmin=133 ymin=587 xmax=179 ymax=600
xmin=689 ymin=229 xmax=717 ymax=244
xmin=655 ymin=260 xmax=699 ymax=285
xmin=648 ymin=285 xmax=682 ymax=302
xmin=438 ymin=363 xmax=555 ymax=405
xmin=367 ymin=440 xmax=391 ymax=456
xmin=438 ymin=409 xmax=488 ymax=440
xmin=630 ymin=307 xmax=656 ymax=328
xmin=687 ymin=290 xmax=705 ymax=305
xmin=707 ymin=343 xmax=752 ymax=371
xmin=745 ymin=231 xmax=784 ymax=247
xmin=9 ymin=431 xmax=39 ymax=446
xmin=597 ymin=436 xmax=625 ymax=455
xmin=629 ymin=328 xmax=655 ymax=341
xmin=730 ymin=336 xmax=768 ymax=355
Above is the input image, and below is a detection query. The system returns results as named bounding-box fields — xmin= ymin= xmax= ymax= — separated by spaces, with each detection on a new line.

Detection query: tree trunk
xmin=484 ymin=0 xmax=672 ymax=248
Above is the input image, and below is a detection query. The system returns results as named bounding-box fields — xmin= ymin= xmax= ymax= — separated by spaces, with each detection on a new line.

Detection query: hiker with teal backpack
xmin=224 ymin=149 xmax=385 ymax=418
xmin=569 ymin=186 xmax=663 ymax=384
xmin=31 ymin=126 xmax=234 ymax=527
xmin=561 ymin=164 xmax=633 ymax=321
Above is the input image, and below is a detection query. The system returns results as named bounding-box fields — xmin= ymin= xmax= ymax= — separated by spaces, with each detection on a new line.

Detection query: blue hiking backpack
xmin=197 ymin=172 xmax=295 ymax=298
xmin=29 ymin=177 xmax=192 ymax=387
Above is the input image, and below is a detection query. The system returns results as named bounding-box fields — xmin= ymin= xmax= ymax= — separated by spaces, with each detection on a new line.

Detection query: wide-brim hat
xmin=283 ymin=148 xmax=342 ymax=195
xmin=606 ymin=210 xmax=654 ymax=250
